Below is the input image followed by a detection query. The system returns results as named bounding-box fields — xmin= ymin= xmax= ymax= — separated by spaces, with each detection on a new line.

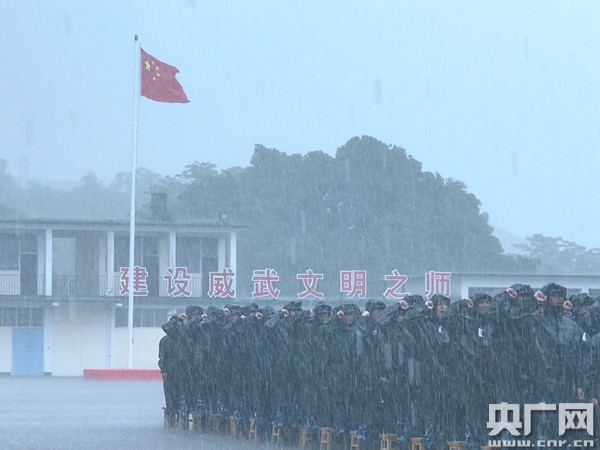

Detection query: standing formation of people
xmin=158 ymin=282 xmax=600 ymax=448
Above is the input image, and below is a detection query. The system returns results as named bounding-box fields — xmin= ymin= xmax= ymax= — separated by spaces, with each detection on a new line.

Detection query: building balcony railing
xmin=0 ymin=273 xmax=45 ymax=296
xmin=0 ymin=273 xmax=205 ymax=298
xmin=52 ymin=275 xmax=104 ymax=297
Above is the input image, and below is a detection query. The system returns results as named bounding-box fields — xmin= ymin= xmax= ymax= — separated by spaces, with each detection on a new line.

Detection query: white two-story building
xmin=0 ymin=217 xmax=239 ymax=376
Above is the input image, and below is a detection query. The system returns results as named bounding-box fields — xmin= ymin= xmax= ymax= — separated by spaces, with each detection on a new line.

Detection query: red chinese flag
xmin=140 ymin=48 xmax=189 ymax=103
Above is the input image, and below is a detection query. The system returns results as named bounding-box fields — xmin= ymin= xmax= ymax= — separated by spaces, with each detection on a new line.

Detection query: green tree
xmin=516 ymin=234 xmax=600 ymax=275
xmin=171 ymin=136 xmax=526 ymax=298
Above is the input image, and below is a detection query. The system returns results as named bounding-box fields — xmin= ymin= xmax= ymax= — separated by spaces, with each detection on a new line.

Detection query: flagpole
xmin=128 ymin=35 xmax=141 ymax=369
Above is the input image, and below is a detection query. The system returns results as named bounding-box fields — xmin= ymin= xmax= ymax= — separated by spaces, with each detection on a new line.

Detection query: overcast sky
xmin=1 ymin=1 xmax=599 ymax=249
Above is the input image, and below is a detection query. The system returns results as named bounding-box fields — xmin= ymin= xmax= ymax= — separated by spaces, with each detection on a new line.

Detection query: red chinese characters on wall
xmin=296 ymin=269 xmax=324 ymax=299
xmin=251 ymin=268 xmax=280 ymax=299
xmin=425 ymin=271 xmax=451 ymax=299
xmin=207 ymin=268 xmax=236 ymax=298
xmin=119 ymin=266 xmax=149 ymax=296
xmin=383 ymin=269 xmax=409 ymax=299
xmin=163 ymin=267 xmax=191 ymax=297
xmin=340 ymin=270 xmax=367 ymax=299
xmin=118 ymin=266 xmax=453 ymax=299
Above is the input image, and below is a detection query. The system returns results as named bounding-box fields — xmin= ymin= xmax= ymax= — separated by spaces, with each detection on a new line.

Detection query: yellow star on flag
xmin=140 ymin=48 xmax=189 ymax=103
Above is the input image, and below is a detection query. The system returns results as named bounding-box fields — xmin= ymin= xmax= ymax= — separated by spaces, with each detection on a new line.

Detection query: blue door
xmin=12 ymin=327 xmax=44 ymax=376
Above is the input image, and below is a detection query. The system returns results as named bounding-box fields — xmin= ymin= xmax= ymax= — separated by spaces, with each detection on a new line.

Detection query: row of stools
xmin=164 ymin=409 xmax=499 ymax=450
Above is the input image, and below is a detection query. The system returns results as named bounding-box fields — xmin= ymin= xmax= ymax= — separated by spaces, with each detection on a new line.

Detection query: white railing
xmin=0 ymin=272 xmax=206 ymax=298
xmin=0 ymin=272 xmax=20 ymax=295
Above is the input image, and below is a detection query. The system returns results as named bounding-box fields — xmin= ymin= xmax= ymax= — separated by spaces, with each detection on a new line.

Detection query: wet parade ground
xmin=0 ymin=376 xmax=272 ymax=450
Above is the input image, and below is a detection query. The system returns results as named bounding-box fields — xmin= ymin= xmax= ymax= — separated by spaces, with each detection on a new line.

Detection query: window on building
xmin=0 ymin=234 xmax=19 ymax=270
xmin=175 ymin=237 xmax=219 ymax=274
xmin=114 ymin=235 xmax=159 ymax=269
xmin=0 ymin=307 xmax=43 ymax=327
xmin=31 ymin=308 xmax=43 ymax=326
xmin=137 ymin=236 xmax=159 ymax=263
xmin=16 ymin=308 xmax=29 ymax=326
xmin=19 ymin=234 xmax=37 ymax=254
xmin=0 ymin=233 xmax=39 ymax=270
xmin=114 ymin=236 xmax=129 ymax=270
xmin=176 ymin=237 xmax=202 ymax=273
xmin=115 ymin=308 xmax=169 ymax=328
xmin=202 ymin=238 xmax=218 ymax=258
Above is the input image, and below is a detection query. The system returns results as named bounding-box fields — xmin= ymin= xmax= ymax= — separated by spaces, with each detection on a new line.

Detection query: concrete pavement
xmin=0 ymin=376 xmax=271 ymax=450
